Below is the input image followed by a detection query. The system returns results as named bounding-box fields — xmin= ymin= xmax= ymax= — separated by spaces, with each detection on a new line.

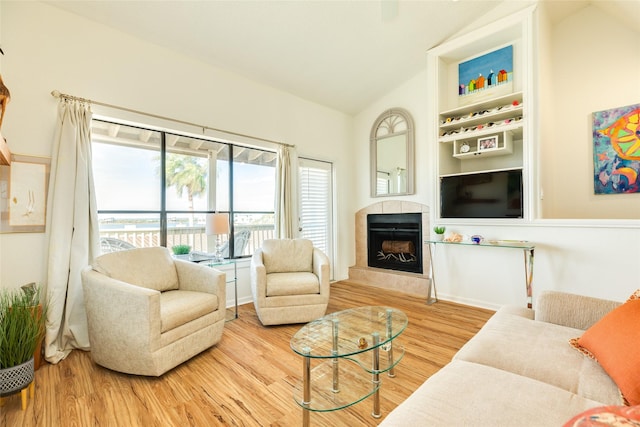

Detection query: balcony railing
xmin=99 ymin=224 xmax=275 ymax=257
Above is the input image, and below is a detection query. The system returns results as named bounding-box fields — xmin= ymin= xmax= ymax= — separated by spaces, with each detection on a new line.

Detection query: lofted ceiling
xmin=46 ymin=0 xmax=639 ymax=115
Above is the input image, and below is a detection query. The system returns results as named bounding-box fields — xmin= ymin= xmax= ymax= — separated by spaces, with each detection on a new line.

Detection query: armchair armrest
xmin=534 ymin=290 xmax=621 ymax=330
xmin=174 ymin=260 xmax=226 ymax=300
xmin=312 ymin=248 xmax=330 ymax=295
xmin=81 ymin=267 xmax=162 ymax=352
xmin=250 ymin=249 xmax=267 ymax=300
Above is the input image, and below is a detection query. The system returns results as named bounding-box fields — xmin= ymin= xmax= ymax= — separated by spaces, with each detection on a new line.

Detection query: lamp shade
xmin=206 ymin=213 xmax=230 ymax=235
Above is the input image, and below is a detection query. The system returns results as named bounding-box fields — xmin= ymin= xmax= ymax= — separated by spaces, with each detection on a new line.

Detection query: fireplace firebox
xmin=367 ymin=213 xmax=423 ymax=274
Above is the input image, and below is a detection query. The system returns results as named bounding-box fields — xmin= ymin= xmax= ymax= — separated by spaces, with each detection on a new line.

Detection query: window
xmin=91 ymin=119 xmax=276 ymax=257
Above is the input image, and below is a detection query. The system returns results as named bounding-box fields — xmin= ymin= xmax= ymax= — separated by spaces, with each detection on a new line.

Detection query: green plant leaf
xmin=0 ymin=286 xmax=48 ymax=369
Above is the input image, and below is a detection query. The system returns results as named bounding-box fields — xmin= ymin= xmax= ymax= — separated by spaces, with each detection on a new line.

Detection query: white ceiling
xmin=46 ymin=0 xmax=639 ymax=115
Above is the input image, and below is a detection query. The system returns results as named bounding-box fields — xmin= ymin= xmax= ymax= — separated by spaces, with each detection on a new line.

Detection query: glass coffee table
xmin=290 ymin=306 xmax=407 ymax=426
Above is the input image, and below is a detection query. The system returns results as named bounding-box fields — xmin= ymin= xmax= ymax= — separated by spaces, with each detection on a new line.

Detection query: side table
xmin=425 ymin=239 xmax=535 ymax=308
xmin=203 ymin=259 xmax=238 ymax=321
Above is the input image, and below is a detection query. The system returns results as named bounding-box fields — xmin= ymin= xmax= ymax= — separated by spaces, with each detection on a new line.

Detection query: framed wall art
xmin=458 ymin=44 xmax=513 ymax=104
xmin=0 ymin=154 xmax=50 ymax=233
xmin=592 ymin=103 xmax=640 ymax=195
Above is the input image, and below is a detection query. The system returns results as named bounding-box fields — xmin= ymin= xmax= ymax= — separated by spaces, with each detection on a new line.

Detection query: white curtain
xmin=44 ymin=99 xmax=99 ymax=363
xmin=275 ymin=145 xmax=299 ymax=239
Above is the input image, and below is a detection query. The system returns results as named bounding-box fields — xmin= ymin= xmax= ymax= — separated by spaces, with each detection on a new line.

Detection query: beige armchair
xmin=250 ymin=239 xmax=330 ymax=326
xmin=81 ymin=246 xmax=226 ymax=376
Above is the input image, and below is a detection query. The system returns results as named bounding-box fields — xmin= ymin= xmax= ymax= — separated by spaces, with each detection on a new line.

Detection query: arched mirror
xmin=370 ymin=108 xmax=415 ymax=197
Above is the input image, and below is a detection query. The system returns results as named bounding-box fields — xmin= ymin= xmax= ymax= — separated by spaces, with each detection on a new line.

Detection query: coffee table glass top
xmin=290 ymin=306 xmax=408 ymax=358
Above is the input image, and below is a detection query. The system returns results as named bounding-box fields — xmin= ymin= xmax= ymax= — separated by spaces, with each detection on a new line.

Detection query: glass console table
xmin=424 ymin=240 xmax=535 ymax=308
xmin=202 ymin=259 xmax=238 ymax=321
xmin=290 ymin=306 xmax=407 ymax=426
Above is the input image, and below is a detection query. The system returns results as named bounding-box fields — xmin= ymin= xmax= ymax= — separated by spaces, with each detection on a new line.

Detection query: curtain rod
xmin=50 ymin=90 xmax=294 ymax=148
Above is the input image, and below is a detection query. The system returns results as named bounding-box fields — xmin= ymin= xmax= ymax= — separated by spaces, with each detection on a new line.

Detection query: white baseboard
xmin=435 ymin=292 xmax=502 ymax=312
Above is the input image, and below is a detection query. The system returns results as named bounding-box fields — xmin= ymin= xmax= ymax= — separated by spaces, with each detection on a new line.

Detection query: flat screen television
xmin=440 ymin=169 xmax=523 ymax=219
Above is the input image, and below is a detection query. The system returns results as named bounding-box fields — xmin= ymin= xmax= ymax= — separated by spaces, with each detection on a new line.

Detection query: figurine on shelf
xmin=444 ymin=232 xmax=463 ymax=243
xmin=0 ymin=73 xmax=10 ymax=131
xmin=471 ymin=235 xmax=484 ymax=244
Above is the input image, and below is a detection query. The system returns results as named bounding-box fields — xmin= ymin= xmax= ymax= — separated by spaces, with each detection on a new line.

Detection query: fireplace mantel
xmin=348 ymin=201 xmax=431 ymax=297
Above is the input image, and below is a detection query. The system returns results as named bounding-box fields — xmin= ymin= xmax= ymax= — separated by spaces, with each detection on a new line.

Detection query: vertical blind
xmin=299 ymin=158 xmax=333 ymax=265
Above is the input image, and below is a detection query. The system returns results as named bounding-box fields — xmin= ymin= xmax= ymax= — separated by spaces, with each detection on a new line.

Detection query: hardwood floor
xmin=2 ymin=281 xmax=494 ymax=427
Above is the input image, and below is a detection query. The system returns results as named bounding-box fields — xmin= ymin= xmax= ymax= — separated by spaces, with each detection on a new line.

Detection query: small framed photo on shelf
xmin=478 ymin=135 xmax=498 ymax=151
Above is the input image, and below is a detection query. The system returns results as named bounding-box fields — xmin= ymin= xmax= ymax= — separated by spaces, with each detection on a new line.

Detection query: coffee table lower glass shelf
xmin=290 ymin=306 xmax=407 ymax=426
xmin=292 ymin=345 xmax=405 ymax=412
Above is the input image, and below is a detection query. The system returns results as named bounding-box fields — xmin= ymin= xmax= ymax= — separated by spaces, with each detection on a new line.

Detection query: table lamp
xmin=206 ymin=212 xmax=230 ymax=262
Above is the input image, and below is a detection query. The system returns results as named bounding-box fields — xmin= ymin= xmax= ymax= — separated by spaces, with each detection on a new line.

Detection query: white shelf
xmin=453 ymin=131 xmax=514 ymax=159
xmin=440 ymin=105 xmax=523 ymax=133
xmin=439 ymin=166 xmax=523 ymax=179
xmin=440 ymin=91 xmax=523 ymax=119
xmin=439 ymin=120 xmax=522 ymax=144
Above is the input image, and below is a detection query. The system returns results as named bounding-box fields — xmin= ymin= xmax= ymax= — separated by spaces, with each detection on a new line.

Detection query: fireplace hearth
xmin=367 ymin=213 xmax=423 ymax=274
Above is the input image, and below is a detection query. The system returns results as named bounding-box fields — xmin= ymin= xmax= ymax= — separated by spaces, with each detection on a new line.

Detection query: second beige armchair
xmin=250 ymin=239 xmax=330 ymax=326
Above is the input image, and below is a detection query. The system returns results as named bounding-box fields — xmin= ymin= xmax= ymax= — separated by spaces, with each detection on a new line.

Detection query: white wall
xmin=353 ymin=4 xmax=640 ymax=310
xmin=0 ymin=1 xmax=355 ymax=300
xmin=541 ymin=5 xmax=640 ymax=219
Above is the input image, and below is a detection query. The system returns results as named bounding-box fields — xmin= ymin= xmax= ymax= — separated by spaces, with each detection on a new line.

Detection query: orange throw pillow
xmin=572 ymin=299 xmax=640 ymax=406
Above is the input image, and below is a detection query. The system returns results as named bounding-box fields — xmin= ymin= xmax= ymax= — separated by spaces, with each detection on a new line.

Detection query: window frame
xmin=91 ymin=118 xmax=276 ymax=258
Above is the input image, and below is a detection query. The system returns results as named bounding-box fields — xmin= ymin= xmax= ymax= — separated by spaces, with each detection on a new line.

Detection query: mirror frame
xmin=370 ymin=108 xmax=415 ymax=197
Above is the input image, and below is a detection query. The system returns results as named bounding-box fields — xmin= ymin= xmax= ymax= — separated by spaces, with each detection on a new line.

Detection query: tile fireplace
xmin=349 ymin=201 xmax=431 ymax=298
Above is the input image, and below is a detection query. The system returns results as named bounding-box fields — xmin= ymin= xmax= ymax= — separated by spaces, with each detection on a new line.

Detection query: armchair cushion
xmin=266 ymin=272 xmax=321 ymax=297
xmin=261 ymin=239 xmax=313 ymax=273
xmin=160 ymin=290 xmax=219 ymax=333
xmin=92 ymin=246 xmax=179 ymax=292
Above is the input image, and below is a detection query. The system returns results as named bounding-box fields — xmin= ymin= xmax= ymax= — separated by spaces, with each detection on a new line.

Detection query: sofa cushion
xmin=379 ymin=360 xmax=605 ymax=427
xmin=266 ymin=272 xmax=320 ymax=297
xmin=93 ymin=246 xmax=179 ymax=292
xmin=261 ymin=239 xmax=313 ymax=274
xmin=454 ymin=307 xmax=621 ymax=405
xmin=160 ymin=290 xmax=218 ymax=333
xmin=570 ymin=299 xmax=640 ymax=406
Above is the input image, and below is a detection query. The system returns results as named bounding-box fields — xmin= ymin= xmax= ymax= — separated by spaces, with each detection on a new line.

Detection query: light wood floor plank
xmin=2 ymin=280 xmax=494 ymax=426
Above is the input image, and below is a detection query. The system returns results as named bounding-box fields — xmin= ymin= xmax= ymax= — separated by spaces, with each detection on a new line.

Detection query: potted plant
xmin=433 ymin=225 xmax=446 ymax=241
xmin=171 ymin=244 xmax=191 ymax=260
xmin=0 ymin=284 xmax=47 ymax=399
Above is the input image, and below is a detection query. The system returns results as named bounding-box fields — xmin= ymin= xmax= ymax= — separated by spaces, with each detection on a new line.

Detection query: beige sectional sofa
xmin=380 ymin=291 xmax=625 ymax=426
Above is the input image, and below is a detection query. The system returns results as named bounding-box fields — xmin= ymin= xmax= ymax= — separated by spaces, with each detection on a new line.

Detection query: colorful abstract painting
xmin=458 ymin=45 xmax=513 ymax=97
xmin=593 ymin=103 xmax=640 ymax=194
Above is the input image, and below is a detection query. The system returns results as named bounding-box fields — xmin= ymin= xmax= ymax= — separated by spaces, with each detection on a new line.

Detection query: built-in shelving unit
xmin=427 ymin=6 xmax=536 ymax=220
